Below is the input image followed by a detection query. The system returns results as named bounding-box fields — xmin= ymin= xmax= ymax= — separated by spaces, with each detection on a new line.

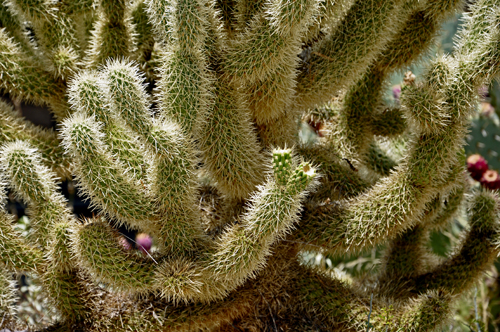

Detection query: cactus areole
xmin=0 ymin=0 xmax=500 ymax=331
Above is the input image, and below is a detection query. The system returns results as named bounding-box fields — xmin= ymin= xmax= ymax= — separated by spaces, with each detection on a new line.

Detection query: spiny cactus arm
xmin=431 ymin=187 xmax=465 ymax=229
xmin=245 ymin=61 xmax=295 ymax=127
xmin=376 ymin=0 xmax=464 ymax=71
xmin=0 ymin=211 xmax=43 ymax=273
xmin=3 ymin=0 xmax=50 ymax=22
xmin=298 ymin=144 xmax=370 ymax=200
xmin=70 ymin=66 xmax=204 ymax=252
xmin=0 ymin=141 xmax=60 ymax=210
xmin=452 ymin=0 xmax=500 ymax=82
xmin=411 ymin=18 xmax=500 ymax=188
xmin=413 ymin=191 xmax=500 ymax=296
xmin=401 ymin=81 xmax=451 ymax=135
xmin=155 ymin=0 xmax=208 ymax=50
xmin=296 ymin=19 xmax=500 ymax=252
xmin=60 ymin=115 xmax=157 ymax=230
xmin=48 ymin=223 xmax=77 ymax=274
xmin=147 ymin=123 xmax=210 ymax=253
xmin=101 ymin=62 xmax=155 ymax=137
xmin=41 ymin=268 xmax=90 ymax=324
xmin=257 ymin=109 xmax=303 ymax=147
xmin=455 ymin=0 xmax=500 ymax=57
xmin=210 ymin=151 xmax=317 ymax=284
xmin=73 ymin=217 xmax=224 ymax=303
xmin=295 ymin=129 xmax=464 ymax=256
xmin=0 ymin=140 xmax=83 ymax=287
xmin=5 ymin=0 xmax=81 ymax=78
xmin=244 ymin=61 xmax=301 ymax=147
xmin=332 ymin=0 xmax=462 ymax=90
xmin=68 ymin=71 xmax=147 ymax=181
xmin=373 ymin=178 xmax=466 ymax=300
xmin=199 ymin=78 xmax=267 ymax=199
xmin=301 ymin=0 xmax=355 ymax=45
xmin=69 ymin=1 xmax=95 ymax=57
xmin=370 ymin=107 xmax=407 ymax=137
xmin=42 ymin=222 xmax=90 ymax=323
xmin=332 ymin=0 xmax=461 ymax=163
xmin=377 ymin=224 xmax=429 ymax=286
xmin=0 ymin=141 xmax=91 ymax=322
xmin=393 ymin=290 xmax=453 ymax=332
xmin=147 ymin=0 xmax=214 ymax=134
xmin=215 ymin=0 xmax=237 ymax=35
xmin=93 ymin=283 xmax=253 ymax=332
xmin=102 ymin=61 xmax=207 ymax=253
xmin=411 ymin=168 xmax=465 ymax=228
xmin=73 ymin=219 xmax=158 ymax=294
xmin=294 ymin=169 xmax=424 ymax=255
xmin=365 ymin=142 xmax=398 ymax=177
xmin=143 ymin=0 xmax=172 ymax=45
xmin=295 ymin=0 xmax=406 ymax=110
xmin=130 ymin=1 xmax=156 ymax=79
xmin=131 ymin=1 xmax=154 ymax=60
xmin=0 ymin=268 xmax=19 ymax=329
xmin=332 ymin=67 xmax=389 ymax=161
xmin=223 ymin=0 xmax=319 ymax=83
xmin=0 ymin=141 xmax=73 ymax=249
xmin=298 ymin=133 xmax=468 ymax=254
xmin=296 ymin=265 xmax=452 ymax=331
xmin=0 ymin=100 xmax=71 ymax=180
xmin=234 ymin=0 xmax=265 ymax=30
xmin=59 ymin=0 xmax=93 ymax=15
xmin=0 ymin=267 xmax=16 ymax=309
xmin=0 ymin=29 xmax=69 ymax=120
xmin=228 ymin=0 xmax=319 ymax=144
xmin=0 ymin=182 xmax=43 ymax=273
xmin=73 ymin=150 xmax=316 ymax=303
xmin=204 ymin=1 xmax=227 ymax=62
xmin=0 ymin=4 xmax=34 ymax=55
xmin=86 ymin=0 xmax=136 ymax=68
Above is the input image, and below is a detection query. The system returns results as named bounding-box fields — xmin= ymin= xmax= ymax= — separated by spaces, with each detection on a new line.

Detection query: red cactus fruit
xmin=467 ymin=154 xmax=489 ymax=181
xmin=480 ymin=169 xmax=500 ymax=190
xmin=136 ymin=233 xmax=152 ymax=255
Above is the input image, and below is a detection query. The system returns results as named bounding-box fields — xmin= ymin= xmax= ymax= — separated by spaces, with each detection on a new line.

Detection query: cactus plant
xmin=1 ymin=0 xmax=500 ymax=331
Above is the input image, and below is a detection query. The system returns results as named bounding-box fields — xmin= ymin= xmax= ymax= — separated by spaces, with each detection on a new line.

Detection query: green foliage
xmin=0 ymin=0 xmax=500 ymax=331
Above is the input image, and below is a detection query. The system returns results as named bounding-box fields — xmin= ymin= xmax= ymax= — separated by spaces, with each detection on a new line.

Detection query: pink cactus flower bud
xmin=392 ymin=85 xmax=401 ymax=101
xmin=136 ymin=233 xmax=152 ymax=255
xmin=480 ymin=170 xmax=500 ymax=190
xmin=119 ymin=236 xmax=132 ymax=251
xmin=467 ymin=154 xmax=489 ymax=181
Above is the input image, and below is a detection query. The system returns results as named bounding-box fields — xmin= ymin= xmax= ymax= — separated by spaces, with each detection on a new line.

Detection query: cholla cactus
xmin=0 ymin=0 xmax=500 ymax=331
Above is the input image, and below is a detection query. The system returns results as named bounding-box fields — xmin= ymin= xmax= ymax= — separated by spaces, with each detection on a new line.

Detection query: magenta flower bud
xmin=480 ymin=170 xmax=500 ymax=190
xmin=119 ymin=236 xmax=132 ymax=251
xmin=136 ymin=233 xmax=152 ymax=255
xmin=467 ymin=154 xmax=489 ymax=181
xmin=392 ymin=85 xmax=401 ymax=101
